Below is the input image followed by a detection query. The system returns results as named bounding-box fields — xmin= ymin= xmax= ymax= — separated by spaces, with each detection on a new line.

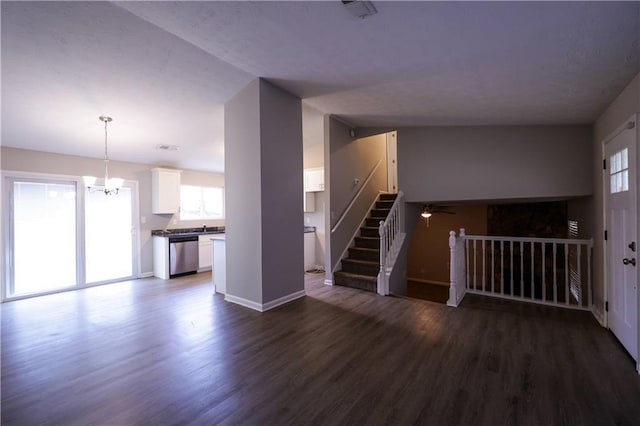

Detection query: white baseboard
xmin=138 ymin=272 xmax=154 ymax=279
xmin=324 ymin=279 xmax=333 ymax=286
xmin=225 ymin=290 xmax=306 ymax=312
xmin=262 ymin=290 xmax=306 ymax=311
xmin=224 ymin=294 xmax=263 ymax=311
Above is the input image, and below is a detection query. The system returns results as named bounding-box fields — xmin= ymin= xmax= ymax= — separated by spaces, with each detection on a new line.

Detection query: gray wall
xmin=329 ymin=119 xmax=388 ymax=271
xmin=259 ymin=79 xmax=304 ymax=303
xmin=1 ymin=146 xmax=224 ymax=275
xmin=592 ymin=71 xmax=640 ymax=318
xmin=224 ymin=78 xmax=303 ymax=306
xmin=397 ymin=125 xmax=593 ymax=203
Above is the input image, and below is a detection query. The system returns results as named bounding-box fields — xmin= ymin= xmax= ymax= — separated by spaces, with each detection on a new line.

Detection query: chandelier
xmin=83 ymin=116 xmax=123 ymax=195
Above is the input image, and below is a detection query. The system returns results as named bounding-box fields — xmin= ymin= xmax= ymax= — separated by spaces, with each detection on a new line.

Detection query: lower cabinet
xmin=198 ymin=235 xmax=212 ymax=271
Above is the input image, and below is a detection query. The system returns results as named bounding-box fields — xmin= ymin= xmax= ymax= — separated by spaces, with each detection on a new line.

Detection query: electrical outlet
xmin=140 ymin=216 xmax=146 ymax=224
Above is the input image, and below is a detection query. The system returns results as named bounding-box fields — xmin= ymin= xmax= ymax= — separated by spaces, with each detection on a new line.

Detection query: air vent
xmin=342 ymin=1 xmax=377 ymax=19
xmin=156 ymin=144 xmax=180 ymax=151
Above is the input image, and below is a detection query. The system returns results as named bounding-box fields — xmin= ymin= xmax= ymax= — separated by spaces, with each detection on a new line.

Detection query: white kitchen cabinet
xmin=304 ymin=167 xmax=324 ymax=192
xmin=304 ymin=231 xmax=316 ymax=271
xmin=198 ymin=234 xmax=212 ymax=271
xmin=303 ymin=192 xmax=315 ymax=212
xmin=151 ymin=168 xmax=182 ymax=214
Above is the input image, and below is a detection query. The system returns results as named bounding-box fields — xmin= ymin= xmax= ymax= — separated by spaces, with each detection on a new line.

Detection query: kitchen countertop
xmin=151 ymin=227 xmax=225 ymax=238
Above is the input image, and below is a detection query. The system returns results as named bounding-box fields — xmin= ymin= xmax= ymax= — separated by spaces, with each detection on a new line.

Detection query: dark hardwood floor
xmin=2 ymin=272 xmax=640 ymax=425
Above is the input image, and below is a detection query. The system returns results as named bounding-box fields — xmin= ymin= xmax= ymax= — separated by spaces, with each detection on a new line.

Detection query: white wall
xmin=1 ymin=147 xmax=224 ymax=275
xmin=592 ymin=71 xmax=640 ymax=319
xmin=397 ymin=125 xmax=593 ymax=203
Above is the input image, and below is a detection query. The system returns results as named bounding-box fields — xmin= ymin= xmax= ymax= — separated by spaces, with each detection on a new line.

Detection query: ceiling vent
xmin=155 ymin=144 xmax=180 ymax=151
xmin=342 ymin=1 xmax=377 ymax=19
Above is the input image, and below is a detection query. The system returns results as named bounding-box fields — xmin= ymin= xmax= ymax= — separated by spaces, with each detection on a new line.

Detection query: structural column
xmin=224 ymin=78 xmax=304 ymax=311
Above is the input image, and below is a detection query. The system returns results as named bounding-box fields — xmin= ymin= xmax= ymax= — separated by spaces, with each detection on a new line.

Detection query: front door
xmin=605 ymin=116 xmax=638 ymax=362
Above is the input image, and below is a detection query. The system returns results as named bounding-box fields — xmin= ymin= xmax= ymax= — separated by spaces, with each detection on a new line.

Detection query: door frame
xmin=386 ymin=131 xmax=398 ymax=193
xmin=601 ymin=113 xmax=639 ymax=373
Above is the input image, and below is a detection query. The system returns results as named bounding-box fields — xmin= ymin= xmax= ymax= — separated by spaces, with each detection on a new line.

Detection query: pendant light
xmin=83 ymin=116 xmax=123 ymax=195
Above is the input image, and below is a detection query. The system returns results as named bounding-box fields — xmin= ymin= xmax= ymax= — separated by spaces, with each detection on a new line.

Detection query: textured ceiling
xmin=2 ymin=1 xmax=639 ymax=172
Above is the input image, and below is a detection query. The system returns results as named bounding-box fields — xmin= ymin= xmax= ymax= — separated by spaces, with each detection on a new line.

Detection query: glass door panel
xmin=11 ymin=181 xmax=77 ymax=296
xmin=85 ymin=187 xmax=134 ymax=283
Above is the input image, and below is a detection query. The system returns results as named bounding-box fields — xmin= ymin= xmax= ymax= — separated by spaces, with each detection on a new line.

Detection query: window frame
xmin=179 ymin=184 xmax=225 ymax=221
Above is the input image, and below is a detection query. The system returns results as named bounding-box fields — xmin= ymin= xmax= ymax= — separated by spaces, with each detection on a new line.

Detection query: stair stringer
xmin=379 ymin=232 xmax=409 ymax=296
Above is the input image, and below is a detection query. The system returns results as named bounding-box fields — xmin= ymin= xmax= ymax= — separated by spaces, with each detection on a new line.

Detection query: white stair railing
xmin=377 ymin=191 xmax=404 ymax=295
xmin=450 ymin=233 xmax=594 ymax=310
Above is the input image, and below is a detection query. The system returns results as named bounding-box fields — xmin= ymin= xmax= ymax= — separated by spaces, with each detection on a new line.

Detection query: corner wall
xmin=224 ymin=78 xmax=304 ymax=308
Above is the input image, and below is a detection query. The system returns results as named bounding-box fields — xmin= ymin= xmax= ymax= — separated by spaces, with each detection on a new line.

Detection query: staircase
xmin=334 ymin=193 xmax=397 ymax=292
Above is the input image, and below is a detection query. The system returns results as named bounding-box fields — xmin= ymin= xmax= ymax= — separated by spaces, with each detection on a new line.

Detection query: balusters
xmin=553 ymin=243 xmax=557 ymax=304
xmin=542 ymin=242 xmax=546 ymax=302
xmin=564 ymin=243 xmax=569 ymax=306
xmin=453 ymin=234 xmax=593 ymax=310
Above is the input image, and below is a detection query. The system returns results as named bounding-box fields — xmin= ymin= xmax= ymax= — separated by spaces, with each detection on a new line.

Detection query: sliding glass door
xmin=9 ymin=179 xmax=78 ymax=297
xmin=5 ymin=174 xmax=138 ymax=300
xmin=85 ymin=186 xmax=134 ymax=284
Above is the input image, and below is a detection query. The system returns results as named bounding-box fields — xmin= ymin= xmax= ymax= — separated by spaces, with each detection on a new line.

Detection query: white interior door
xmin=605 ymin=118 xmax=638 ymax=362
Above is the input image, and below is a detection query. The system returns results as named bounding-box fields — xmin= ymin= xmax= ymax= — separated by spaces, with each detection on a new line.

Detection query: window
xmin=180 ymin=185 xmax=224 ymax=220
xmin=610 ymin=148 xmax=629 ymax=194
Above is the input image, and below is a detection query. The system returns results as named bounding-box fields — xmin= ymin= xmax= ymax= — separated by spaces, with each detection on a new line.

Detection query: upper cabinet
xmin=151 ymin=168 xmax=182 ymax=214
xmin=304 ymin=167 xmax=324 ymax=192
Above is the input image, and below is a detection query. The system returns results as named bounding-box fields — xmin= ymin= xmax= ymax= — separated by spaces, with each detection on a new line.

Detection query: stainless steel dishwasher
xmin=169 ymin=235 xmax=199 ymax=278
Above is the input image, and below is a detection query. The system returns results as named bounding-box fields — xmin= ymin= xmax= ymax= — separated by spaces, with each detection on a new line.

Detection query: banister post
xmin=447 ymin=230 xmax=458 ymax=307
xmin=378 ymin=220 xmax=386 ymax=295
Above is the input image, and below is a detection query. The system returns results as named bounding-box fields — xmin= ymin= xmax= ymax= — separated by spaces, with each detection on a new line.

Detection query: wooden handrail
xmin=331 ymin=159 xmax=382 ymax=234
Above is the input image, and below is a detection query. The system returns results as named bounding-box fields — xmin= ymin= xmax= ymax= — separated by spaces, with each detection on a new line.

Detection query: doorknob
xmin=629 ymin=242 xmax=636 ymax=252
xmin=623 ymin=258 xmax=636 ymax=266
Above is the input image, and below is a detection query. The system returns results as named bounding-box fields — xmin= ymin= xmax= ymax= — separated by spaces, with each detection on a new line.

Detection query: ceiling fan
xmin=420 ymin=204 xmax=456 ymax=218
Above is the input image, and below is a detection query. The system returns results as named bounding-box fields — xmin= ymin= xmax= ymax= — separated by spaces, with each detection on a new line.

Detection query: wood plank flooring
xmin=2 ymin=272 xmax=640 ymax=425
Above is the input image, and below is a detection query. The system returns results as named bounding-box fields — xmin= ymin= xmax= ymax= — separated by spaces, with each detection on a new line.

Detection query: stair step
xmin=348 ymin=246 xmax=380 ymax=262
xmin=360 ymin=226 xmax=379 ymax=237
xmin=370 ymin=208 xmax=391 ymax=218
xmin=334 ymin=271 xmax=377 ymax=293
xmin=365 ymin=217 xmax=385 ymax=227
xmin=341 ymin=258 xmax=379 ymax=276
xmin=355 ymin=236 xmax=380 ymax=249
xmin=379 ymin=193 xmax=397 ymax=201
xmin=376 ymin=200 xmax=394 ymax=209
